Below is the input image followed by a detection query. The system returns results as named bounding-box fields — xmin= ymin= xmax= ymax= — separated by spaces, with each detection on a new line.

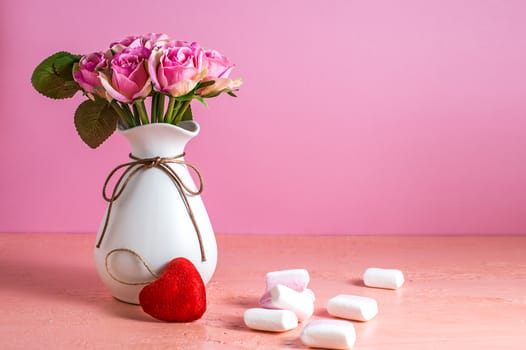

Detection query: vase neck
xmin=119 ymin=121 xmax=200 ymax=158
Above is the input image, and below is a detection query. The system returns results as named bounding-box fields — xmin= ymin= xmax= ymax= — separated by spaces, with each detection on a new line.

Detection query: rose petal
xmin=131 ymin=79 xmax=152 ymax=100
xmin=99 ymin=72 xmax=131 ymax=103
xmin=112 ymin=73 xmax=140 ymax=100
xmin=165 ymin=80 xmax=197 ymax=97
xmin=148 ymin=50 xmax=163 ymax=91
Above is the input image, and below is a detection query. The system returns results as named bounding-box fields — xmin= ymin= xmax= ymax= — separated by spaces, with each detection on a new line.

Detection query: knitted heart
xmin=139 ymin=257 xmax=206 ymax=322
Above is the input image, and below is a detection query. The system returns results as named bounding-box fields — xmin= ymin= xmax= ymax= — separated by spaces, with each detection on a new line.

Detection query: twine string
xmin=95 ymin=153 xmax=207 ymax=262
xmin=105 ymin=248 xmax=159 ymax=286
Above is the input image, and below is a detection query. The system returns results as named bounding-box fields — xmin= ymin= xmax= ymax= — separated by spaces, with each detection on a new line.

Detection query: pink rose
xmin=148 ymin=41 xmax=206 ymax=97
xmin=72 ymin=52 xmax=108 ymax=95
xmin=198 ymin=49 xmax=242 ymax=96
xmin=141 ymin=33 xmax=170 ymax=49
xmin=99 ymin=46 xmax=152 ymax=103
xmin=198 ymin=77 xmax=243 ymax=97
xmin=204 ymin=49 xmax=233 ymax=79
xmin=111 ymin=33 xmax=170 ymax=53
xmin=110 ymin=35 xmax=141 ymax=53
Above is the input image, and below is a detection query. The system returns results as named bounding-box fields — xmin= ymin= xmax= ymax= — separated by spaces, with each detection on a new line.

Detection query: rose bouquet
xmin=31 ymin=33 xmax=242 ymax=148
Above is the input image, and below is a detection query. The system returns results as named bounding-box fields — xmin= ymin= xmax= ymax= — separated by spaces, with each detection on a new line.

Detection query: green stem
xmin=151 ymin=93 xmax=158 ymax=123
xmin=168 ymin=101 xmax=182 ymax=124
xmin=157 ymin=94 xmax=165 ymax=123
xmin=134 ymin=99 xmax=149 ymax=125
xmin=173 ymin=100 xmax=191 ymax=125
xmin=164 ymin=96 xmax=177 ymax=124
xmin=121 ymin=103 xmax=137 ymax=127
xmin=110 ymin=101 xmax=133 ymax=128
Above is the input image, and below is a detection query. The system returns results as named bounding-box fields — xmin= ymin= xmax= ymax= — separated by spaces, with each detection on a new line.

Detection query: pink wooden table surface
xmin=0 ymin=234 xmax=525 ymax=349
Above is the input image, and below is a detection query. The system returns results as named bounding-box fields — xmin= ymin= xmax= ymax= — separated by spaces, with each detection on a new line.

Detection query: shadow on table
xmin=0 ymin=252 xmax=152 ymax=322
xmin=349 ymin=277 xmax=366 ymax=287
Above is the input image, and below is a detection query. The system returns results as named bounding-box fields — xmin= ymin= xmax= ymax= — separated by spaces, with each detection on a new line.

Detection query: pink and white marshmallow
xmin=268 ymin=284 xmax=314 ymax=322
xmin=265 ymin=268 xmax=310 ymax=291
xmin=253 ymin=269 xmax=314 ymax=324
xmin=260 ymin=287 xmax=315 ymax=308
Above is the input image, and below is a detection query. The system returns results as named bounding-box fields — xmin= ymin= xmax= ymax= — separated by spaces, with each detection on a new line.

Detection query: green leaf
xmin=195 ymin=95 xmax=208 ymax=107
xmin=181 ymin=104 xmax=193 ymax=121
xmin=196 ymin=80 xmax=215 ymax=89
xmin=31 ymin=51 xmax=82 ymax=99
xmin=175 ymin=91 xmax=195 ymax=102
xmin=202 ymin=92 xmax=220 ymax=98
xmin=74 ymin=99 xmax=118 ymax=148
xmin=200 ymin=88 xmax=238 ymax=99
xmin=174 ymin=80 xmax=216 ymax=102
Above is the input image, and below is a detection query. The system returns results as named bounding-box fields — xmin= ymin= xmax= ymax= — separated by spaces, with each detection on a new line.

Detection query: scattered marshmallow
xmin=265 ymin=268 xmax=310 ymax=291
xmin=301 ymin=288 xmax=316 ymax=302
xmin=363 ymin=267 xmax=405 ymax=290
xmin=243 ymin=308 xmax=298 ymax=332
xmin=327 ymin=294 xmax=378 ymax=322
xmin=260 ymin=288 xmax=316 ymax=308
xmin=300 ymin=320 xmax=356 ymax=349
xmin=270 ymin=284 xmax=314 ymax=322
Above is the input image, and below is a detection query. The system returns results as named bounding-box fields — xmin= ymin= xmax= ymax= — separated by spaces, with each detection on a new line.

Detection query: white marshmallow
xmin=270 ymin=284 xmax=314 ymax=322
xmin=327 ymin=294 xmax=378 ymax=321
xmin=243 ymin=308 xmax=298 ymax=332
xmin=301 ymin=288 xmax=316 ymax=302
xmin=265 ymin=268 xmax=310 ymax=291
xmin=260 ymin=288 xmax=316 ymax=308
xmin=300 ymin=320 xmax=356 ymax=349
xmin=363 ymin=267 xmax=405 ymax=290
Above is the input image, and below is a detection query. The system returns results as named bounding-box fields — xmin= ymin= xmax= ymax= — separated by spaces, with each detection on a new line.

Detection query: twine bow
xmin=95 ymin=153 xmax=206 ymax=262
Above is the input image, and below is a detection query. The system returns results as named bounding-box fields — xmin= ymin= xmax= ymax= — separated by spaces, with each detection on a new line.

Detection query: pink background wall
xmin=1 ymin=0 xmax=525 ymax=235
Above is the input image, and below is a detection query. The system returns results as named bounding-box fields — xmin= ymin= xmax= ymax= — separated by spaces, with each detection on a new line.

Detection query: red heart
xmin=139 ymin=257 xmax=206 ymax=322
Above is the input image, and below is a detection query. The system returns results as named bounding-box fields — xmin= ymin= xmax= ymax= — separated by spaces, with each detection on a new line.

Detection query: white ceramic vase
xmin=94 ymin=121 xmax=217 ymax=304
